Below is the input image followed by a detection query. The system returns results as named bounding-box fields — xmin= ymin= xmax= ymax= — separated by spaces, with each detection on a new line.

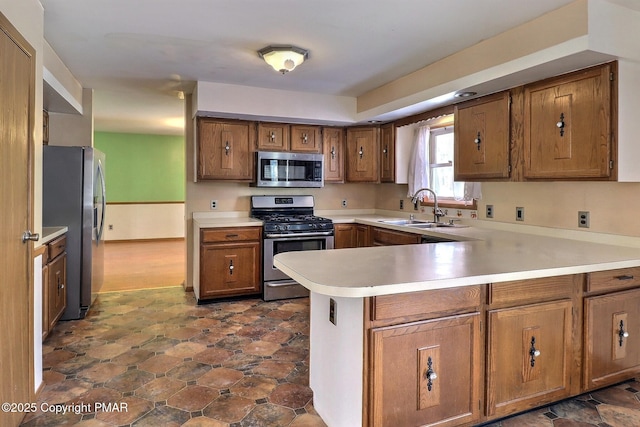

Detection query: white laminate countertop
xmin=40 ymin=226 xmax=68 ymax=245
xmin=274 ymin=215 xmax=640 ymax=298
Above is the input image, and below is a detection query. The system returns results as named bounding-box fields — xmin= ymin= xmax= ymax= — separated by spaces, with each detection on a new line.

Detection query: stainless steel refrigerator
xmin=43 ymin=146 xmax=106 ymax=320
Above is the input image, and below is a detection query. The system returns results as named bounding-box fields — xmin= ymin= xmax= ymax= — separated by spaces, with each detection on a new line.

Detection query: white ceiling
xmin=39 ymin=0 xmax=637 ymax=136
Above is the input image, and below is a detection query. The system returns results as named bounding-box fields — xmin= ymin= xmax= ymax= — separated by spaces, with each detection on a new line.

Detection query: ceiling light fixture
xmin=258 ymin=45 xmax=309 ymax=74
xmin=454 ymin=91 xmax=477 ymax=98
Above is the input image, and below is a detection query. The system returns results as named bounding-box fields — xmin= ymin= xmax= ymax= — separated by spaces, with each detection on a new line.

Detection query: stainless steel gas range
xmin=250 ymin=195 xmax=334 ymax=301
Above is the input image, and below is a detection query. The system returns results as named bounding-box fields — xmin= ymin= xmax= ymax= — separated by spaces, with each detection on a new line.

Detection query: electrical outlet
xmin=210 ymin=200 xmax=217 ymax=210
xmin=399 ymin=199 xmax=404 ymax=210
xmin=108 ymin=224 xmax=113 ymax=230
xmin=516 ymin=206 xmax=524 ymax=221
xmin=329 ymin=298 xmax=337 ymax=325
xmin=341 ymin=200 xmax=347 ymax=208
xmin=486 ymin=205 xmax=494 ymax=219
xmin=578 ymin=211 xmax=590 ymax=228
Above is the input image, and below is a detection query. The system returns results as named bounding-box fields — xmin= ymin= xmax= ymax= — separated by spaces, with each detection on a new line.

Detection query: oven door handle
xmin=264 ymin=231 xmax=334 ymax=239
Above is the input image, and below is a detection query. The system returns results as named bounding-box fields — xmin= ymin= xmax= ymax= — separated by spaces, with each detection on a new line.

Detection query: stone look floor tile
xmin=26 ymin=287 xmax=640 ymax=427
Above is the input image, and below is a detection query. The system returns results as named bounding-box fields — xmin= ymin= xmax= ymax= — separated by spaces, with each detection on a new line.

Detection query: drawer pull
xmin=529 ymin=336 xmax=541 ymax=367
xmin=615 ymin=274 xmax=634 ymax=281
xmin=619 ymin=320 xmax=630 ymax=347
xmin=225 ymin=234 xmax=239 ymax=239
xmin=425 ymin=356 xmax=437 ymax=391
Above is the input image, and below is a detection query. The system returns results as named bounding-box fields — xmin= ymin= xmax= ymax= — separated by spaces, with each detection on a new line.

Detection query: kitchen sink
xmin=378 ymin=219 xmax=430 ymax=225
xmin=406 ymin=222 xmax=467 ymax=228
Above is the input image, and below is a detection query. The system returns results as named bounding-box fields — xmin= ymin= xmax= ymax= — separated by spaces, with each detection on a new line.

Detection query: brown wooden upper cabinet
xmin=322 ymin=127 xmax=345 ymax=183
xmin=197 ymin=118 xmax=255 ymax=181
xmin=257 ymin=122 xmax=290 ymax=151
xmin=454 ymin=91 xmax=511 ymax=180
xmin=523 ymin=62 xmax=615 ymax=179
xmin=346 ymin=126 xmax=379 ymax=182
xmin=380 ymin=123 xmax=395 ymax=182
xmin=290 ymin=125 xmax=322 ymax=153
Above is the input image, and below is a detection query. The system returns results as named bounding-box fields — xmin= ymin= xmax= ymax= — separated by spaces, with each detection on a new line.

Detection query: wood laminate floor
xmin=101 ymin=239 xmax=186 ymax=292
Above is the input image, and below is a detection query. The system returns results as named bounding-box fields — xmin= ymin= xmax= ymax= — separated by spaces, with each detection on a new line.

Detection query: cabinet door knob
xmin=224 ymin=141 xmax=231 ymax=155
xmin=358 ymin=146 xmax=364 ymax=159
xmin=529 ymin=336 xmax=541 ymax=367
xmin=474 ymin=132 xmax=481 ymax=151
xmin=330 ymin=146 xmax=336 ymax=159
xmin=556 ymin=113 xmax=565 ymax=136
xmin=619 ymin=320 xmax=630 ymax=347
xmin=302 ymin=133 xmax=308 ymax=143
xmin=425 ymin=356 xmax=437 ymax=391
xmin=229 ymin=260 xmax=234 ymax=275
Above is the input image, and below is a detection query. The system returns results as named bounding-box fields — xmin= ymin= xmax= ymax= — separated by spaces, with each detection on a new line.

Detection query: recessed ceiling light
xmin=454 ymin=91 xmax=477 ymax=98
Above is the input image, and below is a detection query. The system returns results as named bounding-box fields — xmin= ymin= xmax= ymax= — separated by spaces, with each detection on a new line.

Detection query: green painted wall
xmin=94 ymin=132 xmax=185 ymax=202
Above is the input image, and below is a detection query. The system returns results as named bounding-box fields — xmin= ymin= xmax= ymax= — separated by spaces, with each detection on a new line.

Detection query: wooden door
xmin=257 ymin=122 xmax=290 ymax=151
xmin=0 ymin=13 xmax=35 ymax=427
xmin=197 ymin=119 xmax=254 ymax=180
xmin=334 ymin=224 xmax=356 ymax=249
xmin=454 ymin=91 xmax=510 ymax=180
xmin=487 ymin=300 xmax=572 ymax=417
xmin=346 ymin=127 xmax=379 ymax=182
xmin=370 ymin=313 xmax=482 ymax=427
xmin=200 ymin=242 xmax=261 ymax=299
xmin=322 ymin=127 xmax=345 ymax=182
xmin=290 ymin=125 xmax=321 ymax=152
xmin=524 ymin=63 xmax=613 ymax=179
xmin=584 ymin=288 xmax=640 ymax=389
xmin=380 ymin=123 xmax=395 ymax=182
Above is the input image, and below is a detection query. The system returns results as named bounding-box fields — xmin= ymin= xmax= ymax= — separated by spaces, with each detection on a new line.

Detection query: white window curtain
xmin=407 ymin=125 xmax=430 ymax=200
xmin=454 ymin=182 xmax=483 ymax=203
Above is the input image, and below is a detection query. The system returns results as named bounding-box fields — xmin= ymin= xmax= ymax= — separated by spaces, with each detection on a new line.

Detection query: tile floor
xmin=24 ymin=287 xmax=640 ymax=426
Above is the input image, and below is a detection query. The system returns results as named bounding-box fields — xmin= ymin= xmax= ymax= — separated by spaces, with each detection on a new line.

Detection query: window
xmin=423 ymin=119 xmax=477 ymax=209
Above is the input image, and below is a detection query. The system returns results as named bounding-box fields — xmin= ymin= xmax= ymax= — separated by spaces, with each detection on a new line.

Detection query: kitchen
xmin=4 ymin=0 xmax=640 ymax=426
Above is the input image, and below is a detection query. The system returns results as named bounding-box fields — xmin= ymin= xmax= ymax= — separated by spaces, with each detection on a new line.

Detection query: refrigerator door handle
xmin=96 ymin=159 xmax=106 ymax=244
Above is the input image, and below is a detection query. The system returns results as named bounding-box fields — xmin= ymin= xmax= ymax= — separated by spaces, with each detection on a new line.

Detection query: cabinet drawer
xmin=371 ymin=286 xmax=482 ymax=321
xmin=489 ymin=275 xmax=576 ymax=307
xmin=587 ymin=268 xmax=640 ymax=293
xmin=201 ymin=227 xmax=261 ymax=243
xmin=48 ymin=235 xmax=67 ymax=260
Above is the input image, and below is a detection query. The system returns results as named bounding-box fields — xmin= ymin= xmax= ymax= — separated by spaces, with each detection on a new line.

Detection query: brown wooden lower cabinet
xmin=486 ymin=300 xmax=573 ymax=417
xmin=584 ymin=287 xmax=640 ymax=389
xmin=370 ymin=313 xmax=482 ymax=427
xmin=198 ymin=227 xmax=261 ymax=300
xmin=334 ymin=224 xmax=371 ymax=248
xmin=371 ymin=226 xmax=420 ymax=246
xmin=43 ymin=234 xmax=67 ymax=340
xmin=361 ymin=270 xmax=640 ymax=427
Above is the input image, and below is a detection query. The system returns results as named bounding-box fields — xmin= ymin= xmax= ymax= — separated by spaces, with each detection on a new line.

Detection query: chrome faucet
xmin=410 ymin=188 xmax=445 ymax=223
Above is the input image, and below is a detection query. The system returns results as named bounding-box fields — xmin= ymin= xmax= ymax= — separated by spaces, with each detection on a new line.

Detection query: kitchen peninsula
xmin=274 ymin=222 xmax=640 ymax=427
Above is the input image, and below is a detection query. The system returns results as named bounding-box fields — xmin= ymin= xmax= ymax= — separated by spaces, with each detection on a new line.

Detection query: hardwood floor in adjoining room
xmin=101 ymin=239 xmax=186 ymax=292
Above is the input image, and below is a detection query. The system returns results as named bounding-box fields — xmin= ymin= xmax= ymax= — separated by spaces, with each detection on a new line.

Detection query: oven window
xmin=272 ymin=238 xmax=326 ymax=256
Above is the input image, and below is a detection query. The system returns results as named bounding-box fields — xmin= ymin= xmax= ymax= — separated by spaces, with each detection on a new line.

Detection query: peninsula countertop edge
xmin=274 ymin=217 xmax=640 ymax=298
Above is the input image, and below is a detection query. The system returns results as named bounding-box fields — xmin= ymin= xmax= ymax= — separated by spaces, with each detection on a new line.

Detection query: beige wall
xmin=479 ymin=181 xmax=640 ymax=237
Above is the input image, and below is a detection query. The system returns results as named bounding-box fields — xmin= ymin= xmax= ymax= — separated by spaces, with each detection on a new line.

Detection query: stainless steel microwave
xmin=256 ymin=151 xmax=324 ymax=188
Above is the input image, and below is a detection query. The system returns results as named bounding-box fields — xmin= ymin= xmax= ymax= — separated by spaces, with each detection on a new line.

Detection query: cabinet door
xmin=198 ymin=119 xmax=255 ymax=180
xmin=47 ymin=254 xmax=67 ymax=331
xmin=334 ymin=224 xmax=357 ymax=249
xmin=524 ymin=64 xmax=613 ymax=179
xmin=356 ymin=224 xmax=370 ymax=247
xmin=257 ymin=122 xmax=290 ymax=151
xmin=487 ymin=300 xmax=572 ymax=417
xmin=454 ymin=91 xmax=510 ymax=180
xmin=584 ymin=288 xmax=640 ymax=390
xmin=42 ymin=264 xmax=49 ymax=340
xmin=380 ymin=123 xmax=395 ymax=182
xmin=371 ymin=227 xmax=420 ymax=246
xmin=370 ymin=313 xmax=482 ymax=427
xmin=290 ymin=125 xmax=322 ymax=153
xmin=346 ymin=127 xmax=379 ymax=182
xmin=200 ymin=242 xmax=260 ymax=299
xmin=322 ymin=127 xmax=345 ymax=183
